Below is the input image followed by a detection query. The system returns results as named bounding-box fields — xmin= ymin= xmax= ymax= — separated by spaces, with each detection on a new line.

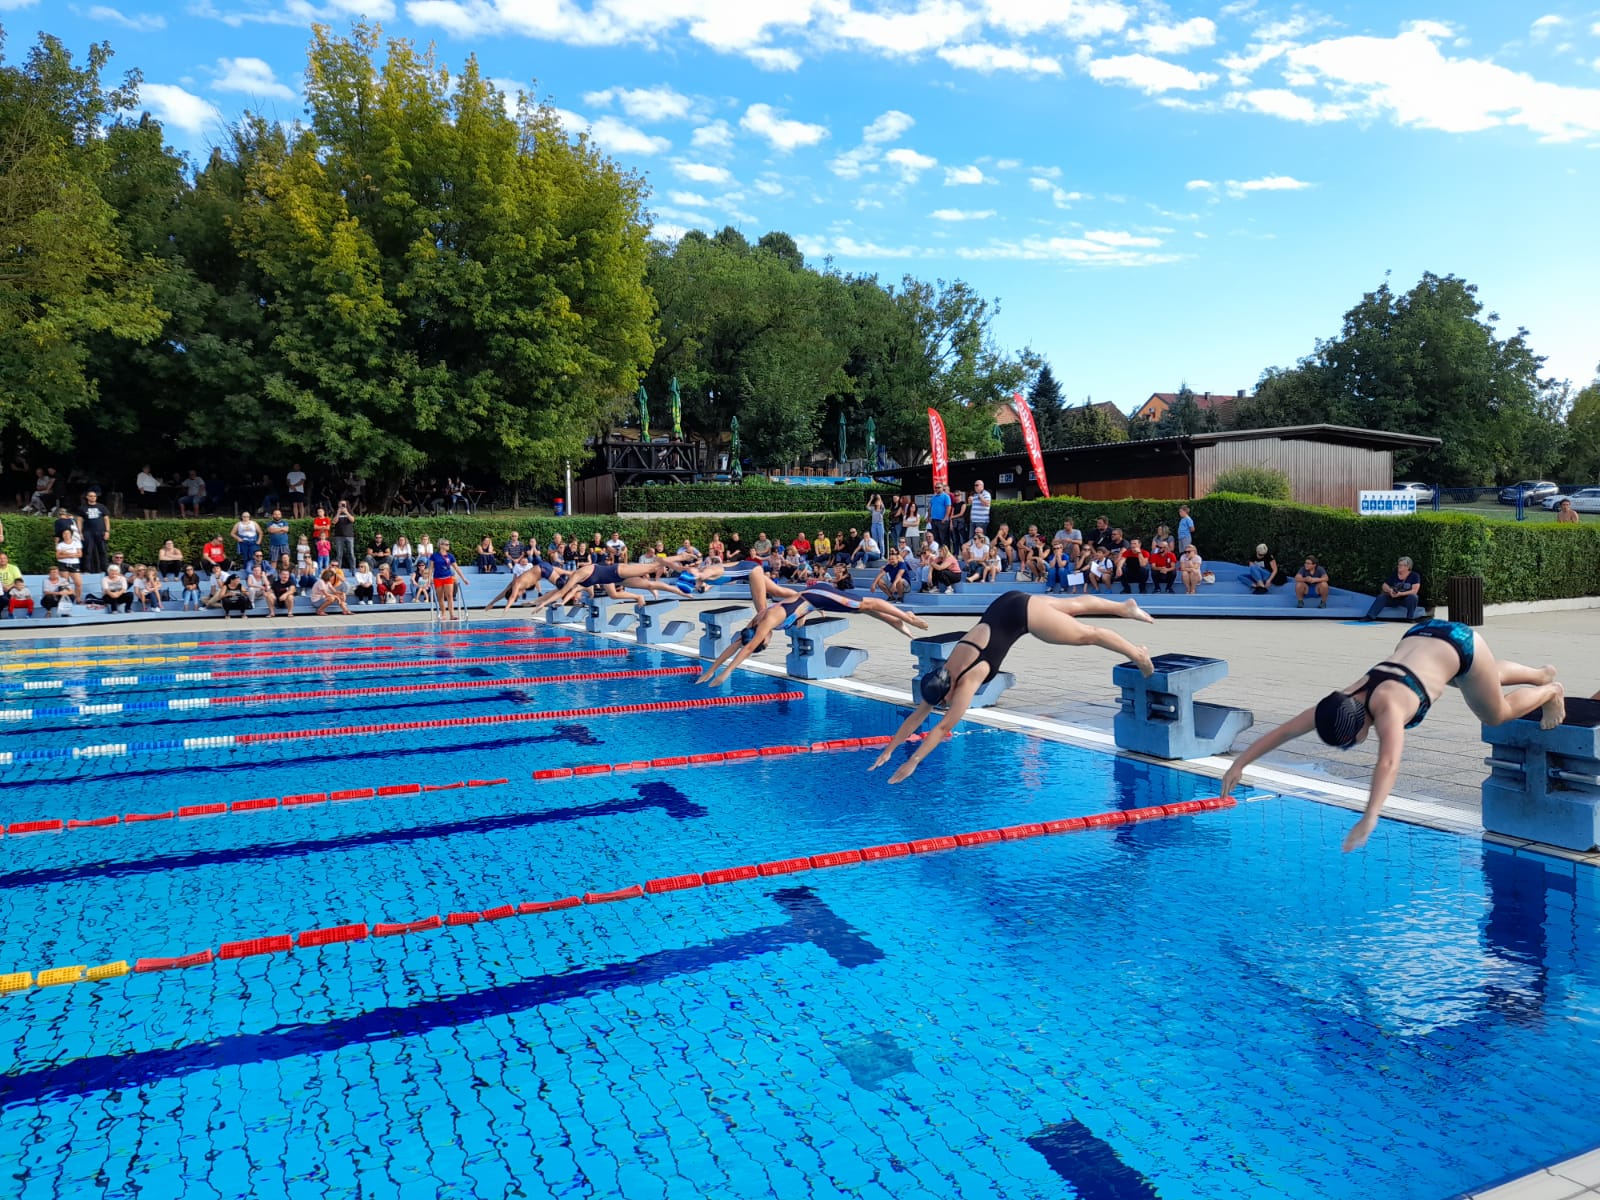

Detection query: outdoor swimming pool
xmin=0 ymin=620 xmax=1597 ymax=1199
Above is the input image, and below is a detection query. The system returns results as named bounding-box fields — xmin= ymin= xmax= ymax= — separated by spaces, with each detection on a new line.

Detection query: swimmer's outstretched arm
xmin=703 ymin=604 xmax=808 ymax=686
xmin=869 ymin=685 xmax=978 ymax=785
xmin=1218 ymin=707 xmax=1315 ymax=798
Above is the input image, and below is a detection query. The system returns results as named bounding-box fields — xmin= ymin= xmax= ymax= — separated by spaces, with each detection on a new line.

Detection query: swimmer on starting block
xmin=487 ymin=559 xmax=569 ymax=610
xmin=1220 ymin=618 xmax=1565 ymax=852
xmin=525 ymin=559 xmax=690 ymax=613
xmin=694 ymin=566 xmax=928 ymax=686
xmin=871 ymin=591 xmax=1156 ymax=784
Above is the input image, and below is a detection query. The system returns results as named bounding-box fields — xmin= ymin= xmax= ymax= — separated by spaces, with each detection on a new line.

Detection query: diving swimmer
xmin=1220 ymin=618 xmax=1565 ymax=852
xmin=870 ymin=591 xmax=1156 ymax=784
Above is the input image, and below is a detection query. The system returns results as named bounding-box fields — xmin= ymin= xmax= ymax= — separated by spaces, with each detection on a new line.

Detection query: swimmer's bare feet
xmin=1122 ymin=599 xmax=1156 ymax=625
xmin=1130 ymin=646 xmax=1155 ymax=677
xmin=1541 ymin=684 xmax=1566 ymax=731
xmin=1537 ymin=664 xmax=1558 ymax=685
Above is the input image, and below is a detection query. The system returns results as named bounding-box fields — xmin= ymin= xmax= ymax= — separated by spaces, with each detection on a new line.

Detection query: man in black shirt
xmin=80 ymin=490 xmax=111 ymax=574
xmin=332 ymin=502 xmax=357 ymax=572
xmin=1089 ymin=516 xmax=1114 ymax=552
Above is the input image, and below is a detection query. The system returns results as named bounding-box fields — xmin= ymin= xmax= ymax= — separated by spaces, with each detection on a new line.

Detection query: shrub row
xmin=618 ymin=482 xmax=880 ymax=513
xmin=6 ymin=497 xmax=1597 ymax=606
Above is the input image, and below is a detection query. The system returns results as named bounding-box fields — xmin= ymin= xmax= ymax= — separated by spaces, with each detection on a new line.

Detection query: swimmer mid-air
xmin=524 ymin=559 xmax=690 ymax=613
xmin=1220 ymin=618 xmax=1565 ymax=852
xmin=870 ymin=591 xmax=1156 ymax=784
xmin=694 ymin=566 xmax=929 ymax=687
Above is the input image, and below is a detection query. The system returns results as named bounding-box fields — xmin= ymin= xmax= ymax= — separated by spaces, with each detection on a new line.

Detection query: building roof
xmin=1141 ymin=391 xmax=1247 ymax=411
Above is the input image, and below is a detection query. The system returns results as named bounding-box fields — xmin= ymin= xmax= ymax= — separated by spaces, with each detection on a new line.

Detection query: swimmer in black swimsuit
xmin=870 ymin=591 xmax=1157 ymax=784
xmin=695 ymin=567 xmax=929 ymax=686
xmin=525 ymin=557 xmax=691 ymax=613
xmin=1222 ymin=621 xmax=1564 ymax=852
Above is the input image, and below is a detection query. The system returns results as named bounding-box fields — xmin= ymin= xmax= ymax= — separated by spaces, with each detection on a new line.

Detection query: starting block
xmin=699 ymin=605 xmax=749 ymax=660
xmin=1483 ymin=697 xmax=1600 ymax=851
xmin=1112 ymin=653 xmax=1252 ymax=760
xmin=586 ymin=594 xmax=638 ymax=636
xmin=542 ymin=599 xmax=587 ymax=625
xmin=635 ymin=597 xmax=694 ymax=646
xmin=785 ymin=617 xmax=868 ymax=680
xmin=910 ymin=631 xmax=1013 ymax=709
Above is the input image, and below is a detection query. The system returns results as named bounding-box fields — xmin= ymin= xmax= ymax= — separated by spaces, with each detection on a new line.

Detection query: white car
xmin=1554 ymin=487 xmax=1600 ymax=514
xmin=1393 ymin=481 xmax=1434 ymax=502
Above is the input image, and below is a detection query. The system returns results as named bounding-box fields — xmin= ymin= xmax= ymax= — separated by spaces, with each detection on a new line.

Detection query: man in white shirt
xmin=136 ymin=466 xmax=161 ymax=519
xmin=286 ymin=464 xmax=307 ymax=517
xmin=850 ymin=532 xmax=880 ymax=567
xmin=969 ymin=480 xmax=992 ymax=535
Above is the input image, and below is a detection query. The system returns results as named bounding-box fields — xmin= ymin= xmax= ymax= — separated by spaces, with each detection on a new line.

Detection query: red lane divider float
xmin=2 ymin=794 xmax=1239 ymax=995
xmin=233 ymin=690 xmax=805 ymax=748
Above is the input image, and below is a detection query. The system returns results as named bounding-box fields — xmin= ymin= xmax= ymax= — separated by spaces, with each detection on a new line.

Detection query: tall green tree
xmin=1559 ymin=374 xmax=1600 ymax=483
xmin=0 ymin=29 xmax=164 ymax=453
xmin=1056 ymin=398 xmax=1129 ymax=448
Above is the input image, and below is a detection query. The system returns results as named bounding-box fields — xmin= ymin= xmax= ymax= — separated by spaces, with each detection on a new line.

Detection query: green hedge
xmin=618 ymin=482 xmax=877 ymax=513
xmin=8 ymin=498 xmax=1599 ymax=606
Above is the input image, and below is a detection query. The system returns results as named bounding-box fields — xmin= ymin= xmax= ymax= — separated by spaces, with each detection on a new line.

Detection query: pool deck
xmin=6 ymin=601 xmax=1600 ymax=1199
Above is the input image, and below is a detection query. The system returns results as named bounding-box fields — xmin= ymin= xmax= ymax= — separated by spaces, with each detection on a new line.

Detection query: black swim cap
xmin=1314 ymin=691 xmax=1367 ymax=748
xmin=739 ymin=625 xmax=757 ymax=646
xmin=918 ymin=666 xmax=952 ymax=707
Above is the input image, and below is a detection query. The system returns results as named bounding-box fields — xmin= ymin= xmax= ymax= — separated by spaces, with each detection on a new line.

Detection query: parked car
xmin=1393 ymin=481 xmax=1435 ymax=502
xmin=1554 ymin=487 xmax=1600 ymax=514
xmin=1498 ymin=480 xmax=1560 ymax=505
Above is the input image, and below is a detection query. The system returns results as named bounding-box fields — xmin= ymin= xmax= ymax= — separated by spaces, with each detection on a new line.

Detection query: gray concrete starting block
xmin=785 ymin=617 xmax=868 ymax=680
xmin=1112 ymin=653 xmax=1253 ymax=760
xmin=543 ymin=600 xmax=588 ymax=625
xmin=699 ymin=605 xmax=749 ymax=659
xmin=586 ymin=594 xmax=638 ymax=636
xmin=909 ymin=631 xmax=1013 ymax=709
xmin=636 ymin=597 xmax=694 ymax=646
xmin=1483 ymin=697 xmax=1600 ymax=851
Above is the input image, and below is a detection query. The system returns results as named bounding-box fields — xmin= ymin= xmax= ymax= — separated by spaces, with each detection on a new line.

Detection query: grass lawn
xmin=1435 ymin=500 xmax=1569 ymax=524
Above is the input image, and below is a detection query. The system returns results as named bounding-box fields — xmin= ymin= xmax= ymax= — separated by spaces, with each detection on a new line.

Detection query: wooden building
xmin=874 ymin=425 xmax=1441 ymax=510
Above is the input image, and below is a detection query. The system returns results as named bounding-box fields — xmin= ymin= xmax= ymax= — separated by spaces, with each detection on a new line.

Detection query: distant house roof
xmin=995 ymin=399 xmax=1129 ymax=427
xmin=1132 ymin=391 xmax=1250 ymax=422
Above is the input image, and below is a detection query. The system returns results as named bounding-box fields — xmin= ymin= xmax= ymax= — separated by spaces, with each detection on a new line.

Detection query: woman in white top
xmin=245 ymin=565 xmax=271 ymax=604
xmin=136 ymin=466 xmax=161 ymax=519
xmin=41 ymin=569 xmax=72 ymax=616
xmin=55 ymin=529 xmax=83 ymax=601
xmin=1179 ymin=544 xmax=1204 ymax=595
xmin=391 ymin=536 xmax=414 ymax=575
xmin=902 ymin=500 xmax=921 ymax=550
xmin=352 ymin=563 xmax=377 ymax=604
xmin=231 ymin=512 xmax=262 ymax=565
xmin=416 ymin=535 xmax=435 ymax=560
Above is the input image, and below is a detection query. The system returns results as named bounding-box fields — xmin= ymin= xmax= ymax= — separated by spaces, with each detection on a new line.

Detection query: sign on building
xmin=1357 ymin=490 xmax=1418 ymax=516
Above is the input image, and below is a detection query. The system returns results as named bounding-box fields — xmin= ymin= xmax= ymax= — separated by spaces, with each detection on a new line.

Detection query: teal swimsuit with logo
xmin=1357 ymin=620 xmax=1476 ymax=729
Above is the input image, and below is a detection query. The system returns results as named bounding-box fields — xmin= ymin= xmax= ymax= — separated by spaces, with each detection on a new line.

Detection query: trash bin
xmin=1446 ymin=575 xmax=1484 ymax=627
xmin=553 ymin=498 xmax=565 ymax=517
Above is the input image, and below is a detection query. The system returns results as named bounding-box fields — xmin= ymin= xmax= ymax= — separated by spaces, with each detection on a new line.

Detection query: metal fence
xmin=1429 ymin=485 xmax=1587 ymax=520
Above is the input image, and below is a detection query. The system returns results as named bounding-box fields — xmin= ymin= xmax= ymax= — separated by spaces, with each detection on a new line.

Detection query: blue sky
xmin=11 ymin=0 xmax=1600 ymax=413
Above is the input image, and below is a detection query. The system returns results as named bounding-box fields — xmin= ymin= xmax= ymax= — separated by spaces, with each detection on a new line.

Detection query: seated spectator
xmin=377 ymin=563 xmax=408 ymax=604
xmin=367 ymin=532 xmax=391 ymax=570
xmin=202 ymin=534 xmax=227 ymax=571
xmin=1019 ymin=527 xmax=1048 ymax=582
xmin=992 ymin=525 xmax=1015 ymax=570
xmin=1085 ymin=546 xmax=1115 ymax=592
xmin=475 ymin=535 xmax=499 ymax=573
xmin=604 ymin=531 xmax=627 ymax=559
xmin=22 ymin=466 xmax=57 ymax=514
xmin=1117 ymin=538 xmax=1150 ymax=594
xmin=926 ymin=546 xmax=963 ymax=594
xmin=352 ymin=562 xmax=378 ymax=604
xmin=790 ymin=532 xmax=811 ymax=559
xmin=978 ymin=539 xmax=1002 ymax=583
xmin=707 ymin=534 xmax=726 ymax=562
xmin=179 ymin=565 xmax=203 ymax=611
xmin=415 ymin=534 xmax=435 ymax=561
xmin=390 ymin=536 xmax=414 ymax=575
xmin=97 ymin=565 xmax=134 ymax=612
xmin=823 ymin=561 xmax=854 ymax=589
xmin=1147 ymin=541 xmax=1178 ymax=594
xmin=1179 ymin=544 xmax=1204 ymax=594
xmin=217 ymin=574 xmax=251 ymax=618
xmin=750 ymin=531 xmax=773 ymax=558
xmin=266 ymin=567 xmax=297 ymax=616
xmin=41 ymin=568 xmax=71 ymax=617
xmin=0 ymin=552 xmax=18 ymax=594
xmin=311 ymin=569 xmax=351 ymax=615
xmin=811 ymin=531 xmax=831 ymax=563
xmin=1054 ymin=519 xmax=1083 ymax=552
xmin=1294 ymin=556 xmax=1330 ymax=608
xmin=133 ymin=566 xmax=165 ymax=611
xmin=850 ymin=531 xmax=880 ymax=567
xmin=157 ymin=540 xmax=185 ymax=579
xmin=244 ymin=565 xmax=271 ymax=605
xmin=776 ymin=546 xmax=807 ymax=582
xmin=1240 ymin=544 xmax=1281 ymax=593
xmin=1046 ymin=540 xmax=1079 ymax=594
xmin=7 ymin=575 xmax=32 ymax=618
xmin=202 ymin=564 xmax=229 ymax=608
xmin=412 ymin=559 xmax=435 ymax=605
xmin=1105 ymin=527 xmax=1129 ymax=560
xmin=871 ymin=549 xmax=911 ymax=600
xmin=1364 ymin=556 xmax=1423 ymax=621
xmin=503 ymin=532 xmax=529 ymax=564
xmin=832 ymin=529 xmax=852 ymax=565
xmin=177 ymin=469 xmax=206 ymax=517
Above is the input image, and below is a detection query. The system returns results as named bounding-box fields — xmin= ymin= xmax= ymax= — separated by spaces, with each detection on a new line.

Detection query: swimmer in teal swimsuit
xmin=1221 ymin=619 xmax=1565 ymax=852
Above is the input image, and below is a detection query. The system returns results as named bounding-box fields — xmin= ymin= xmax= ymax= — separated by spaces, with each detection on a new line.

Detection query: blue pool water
xmin=1 ymin=620 xmax=1597 ymax=1199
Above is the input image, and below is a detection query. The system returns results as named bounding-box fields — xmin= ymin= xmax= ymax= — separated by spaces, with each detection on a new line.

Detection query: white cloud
xmin=668 ymin=190 xmax=713 ymax=207
xmin=828 ymin=145 xmax=878 ymax=179
xmin=592 ymin=116 xmax=672 ymax=155
xmin=1232 ymin=88 xmax=1346 ymax=123
xmin=139 ymin=83 xmax=224 ymax=134
xmin=674 ymin=160 xmax=736 ymax=185
xmin=944 ymin=164 xmax=991 ymax=185
xmin=832 ymin=0 xmax=978 ymax=55
xmin=1127 ymin=17 xmax=1215 ymax=55
xmin=583 ymin=84 xmax=694 ymax=123
xmin=931 ymin=207 xmax=997 ymax=220
xmin=746 ymin=46 xmax=804 ymax=71
xmin=1088 ymin=53 xmax=1217 ymax=93
xmin=1031 ymin=165 xmax=1062 ymax=179
xmin=863 ymin=109 xmax=915 ymax=143
xmin=0 ymin=0 xmax=39 ymax=10
xmin=994 ymin=157 xmax=1021 ymax=169
xmin=691 ymin=120 xmax=734 ymax=149
xmin=1283 ymin=22 xmax=1600 ymax=142
xmin=211 ymin=57 xmax=295 ymax=100
xmin=954 ymin=229 xmax=1177 ymax=266
xmin=1220 ymin=42 xmax=1291 ymax=86
xmin=795 ymin=234 xmax=920 ymax=259
xmin=938 ymin=43 xmax=1062 ymax=74
xmin=1225 ymin=175 xmax=1313 ymax=196
xmin=885 ymin=147 xmax=938 ymax=182
xmin=983 ymin=0 xmax=1131 ymax=39
xmin=1529 ymin=15 xmax=1565 ymax=40
xmin=1184 ymin=179 xmax=1215 ymax=190
xmin=751 ymin=176 xmax=786 ymax=196
xmin=86 ymin=5 xmax=166 ymax=31
xmin=740 ymin=103 xmax=828 ymax=151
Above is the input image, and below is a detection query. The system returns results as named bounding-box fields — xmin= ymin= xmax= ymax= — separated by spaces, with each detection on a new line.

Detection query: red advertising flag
xmin=1010 ymin=392 xmax=1052 ymax=498
xmin=927 ymin=408 xmax=950 ymax=491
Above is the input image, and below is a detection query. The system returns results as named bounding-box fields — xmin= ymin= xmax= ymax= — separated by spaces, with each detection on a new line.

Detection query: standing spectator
xmin=295 ymin=535 xmax=314 ymax=575
xmin=312 ymin=505 xmax=332 ymax=545
xmin=1147 ymin=541 xmax=1178 ymax=594
xmin=1364 ymin=556 xmax=1423 ymax=621
xmin=177 ymin=470 xmax=205 ymax=517
xmin=41 ymin=568 xmax=71 ymax=617
xmin=55 ymin=523 xmax=83 ymax=601
xmin=968 ymin=480 xmax=991 ymax=537
xmin=179 ymin=565 xmax=203 ymax=611
xmin=1240 ymin=544 xmax=1280 ymax=594
xmin=1180 ymin=544 xmax=1204 ymax=594
xmin=1177 ymin=504 xmax=1196 ymax=552
xmin=949 ymin=489 xmax=969 ymax=550
xmin=331 ymin=501 xmax=357 ymax=571
xmin=286 ymin=464 xmax=308 ymax=518
xmin=1117 ymin=537 xmax=1150 ymax=594
xmin=927 ymin=483 xmax=952 ymax=551
xmin=157 ymin=540 xmax=185 ymax=579
xmin=314 ymin=532 xmax=332 ymax=571
xmin=80 ymin=489 xmax=110 ymax=573
xmin=267 ymin=567 xmax=298 ymax=617
xmin=1294 ymin=556 xmax=1331 ymax=608
xmin=902 ymin=498 xmax=921 ymax=550
xmin=136 ymin=465 xmax=161 ymax=519
xmin=266 ymin=509 xmax=291 ymax=565
xmin=232 ymin=511 xmax=262 ymax=566
xmin=429 ymin=538 xmax=468 ymax=620
xmin=871 ymin=549 xmax=911 ymax=600
xmin=867 ymin=493 xmax=886 ymax=553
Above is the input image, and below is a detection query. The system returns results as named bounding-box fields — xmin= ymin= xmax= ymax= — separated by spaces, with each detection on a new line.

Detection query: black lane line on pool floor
xmin=1028 ymin=1118 xmax=1161 ymax=1199
xmin=0 ymin=886 xmax=882 ymax=1107
xmin=0 ymin=782 xmax=705 ymax=891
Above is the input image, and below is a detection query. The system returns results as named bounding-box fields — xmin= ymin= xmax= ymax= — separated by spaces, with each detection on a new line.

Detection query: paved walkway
xmin=3 ymin=601 xmax=1596 ymax=821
